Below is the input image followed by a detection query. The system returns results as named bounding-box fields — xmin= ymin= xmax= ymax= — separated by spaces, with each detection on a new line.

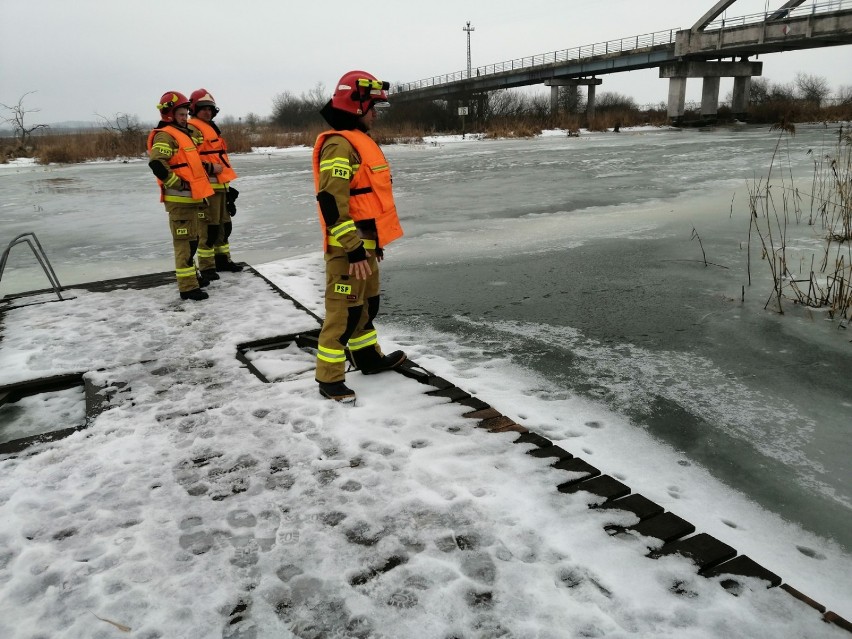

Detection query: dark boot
xmin=352 ymin=347 xmax=406 ymax=375
xmin=318 ymin=381 xmax=356 ymax=403
xmin=200 ymin=268 xmax=220 ymax=281
xmin=215 ymin=254 xmax=244 ymax=272
xmin=180 ymin=288 xmax=209 ymax=301
xmin=213 ymin=253 xmax=243 ymax=273
xmin=196 ymin=271 xmax=210 ymax=288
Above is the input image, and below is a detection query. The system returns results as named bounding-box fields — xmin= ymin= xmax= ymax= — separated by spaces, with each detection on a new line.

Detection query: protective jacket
xmin=313 ymin=129 xmax=403 ymax=251
xmin=147 ymin=125 xmax=214 ymax=203
xmin=188 ymin=118 xmax=238 ymax=188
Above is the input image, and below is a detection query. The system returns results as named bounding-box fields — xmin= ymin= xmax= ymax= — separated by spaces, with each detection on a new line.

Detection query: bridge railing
xmin=391 ymin=28 xmax=679 ymax=94
xmin=391 ymin=0 xmax=852 ymax=95
xmin=704 ymin=0 xmax=852 ymax=30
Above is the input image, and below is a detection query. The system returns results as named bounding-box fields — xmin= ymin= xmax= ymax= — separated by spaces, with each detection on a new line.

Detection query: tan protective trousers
xmin=165 ymin=202 xmax=205 ymax=292
xmin=215 ymin=191 xmax=235 ymax=263
xmin=316 ymin=248 xmax=382 ymax=384
xmin=197 ymin=190 xmax=223 ymax=271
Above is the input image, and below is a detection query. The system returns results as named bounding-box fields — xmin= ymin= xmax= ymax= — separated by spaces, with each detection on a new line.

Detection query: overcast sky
xmin=1 ymin=0 xmax=850 ymax=125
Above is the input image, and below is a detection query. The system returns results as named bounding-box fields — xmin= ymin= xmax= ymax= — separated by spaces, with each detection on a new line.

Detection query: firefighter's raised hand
xmin=349 ymin=256 xmax=373 ymax=280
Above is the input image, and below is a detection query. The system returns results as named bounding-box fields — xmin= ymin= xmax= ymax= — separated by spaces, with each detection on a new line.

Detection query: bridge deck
xmin=390 ymin=0 xmax=852 ymax=102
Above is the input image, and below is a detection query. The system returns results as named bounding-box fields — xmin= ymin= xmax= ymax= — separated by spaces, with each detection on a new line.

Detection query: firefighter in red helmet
xmin=188 ymin=89 xmax=243 ymax=277
xmin=311 ymin=70 xmax=406 ymax=402
xmin=147 ymin=91 xmax=213 ymax=301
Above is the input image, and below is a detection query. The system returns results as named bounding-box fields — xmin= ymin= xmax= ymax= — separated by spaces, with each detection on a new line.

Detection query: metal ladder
xmin=0 ymin=232 xmax=66 ymax=304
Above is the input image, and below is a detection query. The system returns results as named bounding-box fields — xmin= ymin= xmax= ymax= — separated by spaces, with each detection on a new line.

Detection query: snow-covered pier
xmin=1 ymin=264 xmax=849 ymax=638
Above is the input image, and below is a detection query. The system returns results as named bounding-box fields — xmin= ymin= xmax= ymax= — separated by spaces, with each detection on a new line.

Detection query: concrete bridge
xmin=389 ymin=0 xmax=852 ymax=122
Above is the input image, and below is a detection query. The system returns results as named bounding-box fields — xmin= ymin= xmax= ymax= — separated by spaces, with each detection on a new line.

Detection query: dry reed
xmin=747 ymin=123 xmax=852 ymax=326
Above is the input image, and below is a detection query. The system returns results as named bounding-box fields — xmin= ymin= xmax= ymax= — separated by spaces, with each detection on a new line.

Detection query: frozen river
xmin=1 ymin=123 xmax=850 ymax=555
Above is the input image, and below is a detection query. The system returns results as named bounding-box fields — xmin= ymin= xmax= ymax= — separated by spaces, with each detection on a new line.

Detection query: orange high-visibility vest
xmin=188 ymin=118 xmax=238 ymax=186
xmin=313 ymin=129 xmax=403 ymax=251
xmin=147 ymin=125 xmax=214 ymax=202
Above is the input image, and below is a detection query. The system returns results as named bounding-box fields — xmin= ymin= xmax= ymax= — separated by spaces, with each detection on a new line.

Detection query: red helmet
xmin=157 ymin=91 xmax=190 ymax=121
xmin=189 ymin=88 xmax=220 ymax=116
xmin=331 ymin=70 xmax=389 ymax=115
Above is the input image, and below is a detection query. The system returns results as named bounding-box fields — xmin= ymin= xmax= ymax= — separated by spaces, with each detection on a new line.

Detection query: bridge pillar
xmin=661 ymin=60 xmax=762 ymax=124
xmin=587 ymin=84 xmax=597 ymax=120
xmin=701 ymin=76 xmax=721 ymax=119
xmin=667 ymin=77 xmax=687 ymax=122
xmin=544 ymin=77 xmax=602 ymax=119
xmin=731 ymin=76 xmax=751 ymax=119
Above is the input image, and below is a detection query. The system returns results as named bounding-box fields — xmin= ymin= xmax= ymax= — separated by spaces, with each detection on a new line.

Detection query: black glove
xmin=226 ymin=187 xmax=239 ymax=217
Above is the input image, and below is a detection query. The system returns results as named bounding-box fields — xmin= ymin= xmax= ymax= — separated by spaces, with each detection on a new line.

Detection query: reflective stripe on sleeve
xmin=152 ymin=143 xmax=173 ymax=155
xmin=319 ymin=157 xmax=352 ymax=180
xmin=328 ymin=220 xmax=356 ymax=239
xmin=327 ymin=237 xmax=376 ymax=250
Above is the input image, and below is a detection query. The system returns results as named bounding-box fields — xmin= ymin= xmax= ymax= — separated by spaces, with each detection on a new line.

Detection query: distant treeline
xmin=2 ymin=74 xmax=851 ymax=164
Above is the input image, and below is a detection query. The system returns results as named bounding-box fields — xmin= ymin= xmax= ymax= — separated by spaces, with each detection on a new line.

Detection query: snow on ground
xmin=0 ymin=157 xmax=38 ymax=170
xmin=0 ymin=257 xmax=847 ymax=639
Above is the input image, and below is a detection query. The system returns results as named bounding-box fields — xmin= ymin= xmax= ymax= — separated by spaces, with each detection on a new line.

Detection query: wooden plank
xmin=594 ymin=493 xmax=663 ymax=521
xmin=528 ymin=445 xmax=573 ymax=461
xmin=477 ymin=416 xmax=518 ymax=432
xmin=652 ymin=533 xmax=736 ymax=571
xmin=455 ymin=396 xmax=491 ymax=412
xmin=553 ymin=457 xmax=601 ymax=484
xmin=463 ymin=408 xmax=501 ymax=420
xmin=824 ymin=611 xmax=852 ymax=634
xmin=0 ymin=425 xmax=86 ymax=456
xmin=780 ymin=584 xmax=826 ymax=612
xmin=394 ymin=359 xmax=432 ymax=383
xmin=426 ymin=387 xmax=472 ymax=402
xmin=513 ymin=432 xmax=553 ymax=448
xmin=424 ymin=376 xmax=454 ymax=391
xmin=628 ymin=512 xmax=695 ymax=543
xmin=703 ymin=554 xmax=782 ymax=587
xmin=559 ymin=475 xmax=631 ymax=501
xmin=0 ymin=373 xmax=84 ymax=400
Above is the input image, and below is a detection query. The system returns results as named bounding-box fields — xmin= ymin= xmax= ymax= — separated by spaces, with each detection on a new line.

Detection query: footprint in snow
xmin=796 ymin=545 xmax=826 ymax=560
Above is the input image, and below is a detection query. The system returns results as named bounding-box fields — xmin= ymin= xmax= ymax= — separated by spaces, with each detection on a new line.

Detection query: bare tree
xmin=94 ymin=111 xmax=145 ymax=156
xmin=1 ymin=91 xmax=49 ymax=146
xmin=244 ymin=113 xmax=263 ymax=131
xmin=769 ymin=81 xmax=796 ymax=102
xmin=595 ymin=92 xmax=638 ymax=111
xmin=558 ymin=85 xmax=583 ymax=114
xmin=95 ymin=111 xmax=142 ymax=136
xmin=271 ymin=82 xmax=328 ymax=128
xmin=748 ymin=77 xmax=771 ymax=105
xmin=794 ymin=72 xmax=830 ymax=106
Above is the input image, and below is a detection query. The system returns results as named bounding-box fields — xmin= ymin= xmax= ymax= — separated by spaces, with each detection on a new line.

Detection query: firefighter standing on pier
xmin=147 ymin=91 xmax=213 ymax=301
xmin=311 ymin=70 xmax=407 ymax=402
xmin=188 ymin=89 xmax=243 ymax=276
